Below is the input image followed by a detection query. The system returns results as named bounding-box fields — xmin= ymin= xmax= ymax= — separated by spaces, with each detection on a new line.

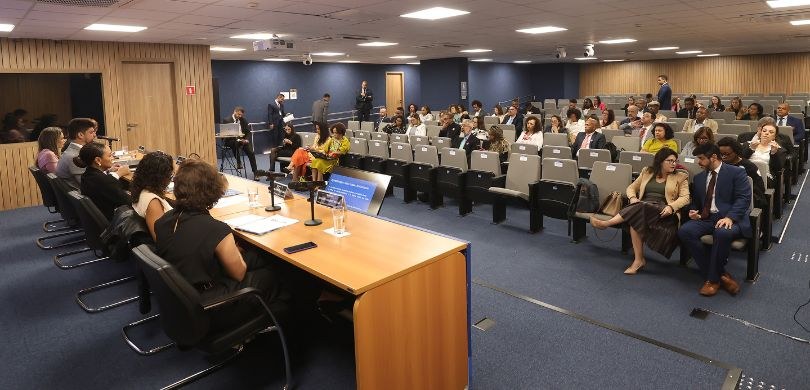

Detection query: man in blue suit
xmin=775 ymin=103 xmax=805 ymax=142
xmin=656 ymin=75 xmax=672 ymax=110
xmin=678 ymin=143 xmax=752 ymax=297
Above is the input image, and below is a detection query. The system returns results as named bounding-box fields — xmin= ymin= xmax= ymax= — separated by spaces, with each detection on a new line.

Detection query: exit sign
xmin=185 ymin=85 xmax=196 ymax=95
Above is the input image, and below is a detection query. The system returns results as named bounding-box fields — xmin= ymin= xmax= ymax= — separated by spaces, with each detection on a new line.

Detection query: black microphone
xmin=254 ymin=170 xmax=288 ymax=179
xmin=97 ymin=135 xmax=120 ymax=142
xmin=288 ymin=180 xmax=326 ymax=191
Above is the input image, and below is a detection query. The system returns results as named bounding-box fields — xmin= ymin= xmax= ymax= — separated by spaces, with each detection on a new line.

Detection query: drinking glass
xmin=247 ymin=187 xmax=260 ymax=208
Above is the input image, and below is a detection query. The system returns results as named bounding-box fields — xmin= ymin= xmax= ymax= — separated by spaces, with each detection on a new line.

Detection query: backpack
xmin=575 ymin=178 xmax=600 ymax=213
xmin=604 ymin=142 xmax=619 ymax=162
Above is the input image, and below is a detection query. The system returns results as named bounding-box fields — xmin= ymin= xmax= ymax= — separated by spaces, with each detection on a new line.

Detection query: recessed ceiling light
xmin=406 ymin=62 xmax=420 ymax=65
xmin=210 ymin=47 xmax=245 ymax=52
xmin=231 ymin=33 xmax=275 ymax=40
xmin=790 ymin=19 xmax=810 ymax=25
xmin=767 ymin=0 xmax=810 ymax=8
xmin=513 ymin=60 xmax=531 ymax=63
xmin=311 ymin=52 xmax=345 ymax=56
xmin=338 ymin=60 xmax=361 ymax=63
xmin=515 ymin=26 xmax=567 ymax=34
xmin=470 ymin=59 xmax=493 ymax=62
xmin=390 ymin=55 xmax=417 ymax=59
xmin=648 ymin=46 xmax=679 ymax=51
xmin=598 ymin=38 xmax=637 ymax=44
xmin=603 ymin=59 xmax=625 ymax=62
xmin=460 ymin=49 xmax=492 ymax=53
xmin=574 ymin=57 xmax=598 ymax=61
xmin=0 ymin=24 xmax=14 ymax=32
xmin=263 ymin=58 xmax=291 ymax=61
xmin=697 ymin=54 xmax=720 ymax=57
xmin=400 ymin=7 xmax=469 ymax=20
xmin=85 ymin=23 xmax=146 ymax=33
xmin=357 ymin=42 xmax=398 ymax=47
xmin=676 ymin=50 xmax=702 ymax=54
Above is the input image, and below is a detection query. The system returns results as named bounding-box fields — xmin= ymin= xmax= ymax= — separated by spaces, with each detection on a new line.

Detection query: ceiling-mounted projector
xmin=253 ymin=36 xmax=294 ymax=51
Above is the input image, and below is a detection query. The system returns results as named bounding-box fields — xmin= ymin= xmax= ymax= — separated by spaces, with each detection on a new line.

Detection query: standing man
xmin=657 ymin=75 xmax=672 ymax=110
xmin=775 ymin=103 xmax=805 ymax=143
xmin=678 ymin=143 xmax=751 ymax=297
xmin=355 ymin=80 xmax=373 ymax=122
xmin=267 ymin=93 xmax=285 ymax=147
xmin=311 ymin=93 xmax=330 ymax=124
xmin=224 ymin=106 xmax=258 ymax=180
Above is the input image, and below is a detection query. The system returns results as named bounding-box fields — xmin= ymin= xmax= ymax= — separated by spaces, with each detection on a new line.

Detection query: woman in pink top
xmin=36 ymin=127 xmax=65 ymax=174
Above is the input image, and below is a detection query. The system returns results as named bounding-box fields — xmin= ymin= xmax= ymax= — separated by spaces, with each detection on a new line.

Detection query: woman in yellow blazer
xmin=642 ymin=122 xmax=679 ymax=154
xmin=310 ymin=122 xmax=350 ymax=181
xmin=592 ymin=147 xmax=690 ymax=274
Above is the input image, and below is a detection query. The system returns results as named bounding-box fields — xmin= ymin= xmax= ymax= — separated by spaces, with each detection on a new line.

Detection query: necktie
xmin=582 ymin=133 xmax=592 ymax=149
xmin=701 ymin=170 xmax=717 ymax=219
xmin=460 ymin=135 xmax=468 ymax=149
xmin=779 ymin=117 xmax=785 ymax=126
xmin=506 ymin=116 xmax=513 ymax=125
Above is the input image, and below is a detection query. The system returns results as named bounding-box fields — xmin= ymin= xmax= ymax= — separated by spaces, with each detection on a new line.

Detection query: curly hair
xmin=172 ymin=160 xmax=227 ymax=211
xmin=131 ymin=151 xmax=174 ymax=202
xmin=653 ymin=122 xmax=674 ymax=140
xmin=330 ymin=122 xmax=347 ymax=135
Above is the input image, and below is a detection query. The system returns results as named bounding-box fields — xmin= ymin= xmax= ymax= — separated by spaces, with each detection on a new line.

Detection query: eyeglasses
xmin=664 ymin=159 xmax=678 ymax=164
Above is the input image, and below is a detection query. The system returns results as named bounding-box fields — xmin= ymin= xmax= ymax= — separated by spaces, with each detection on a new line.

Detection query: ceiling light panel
xmin=357 ymin=42 xmax=398 ymax=47
xmin=516 ymin=26 xmax=567 ymax=34
xmin=460 ymin=49 xmax=492 ymax=53
xmin=85 ymin=23 xmax=147 ymax=32
xmin=767 ymin=0 xmax=810 ymax=8
xmin=649 ymin=46 xmax=679 ymax=51
xmin=210 ymin=47 xmax=245 ymax=52
xmin=311 ymin=52 xmax=345 ymax=56
xmin=598 ymin=38 xmax=637 ymax=44
xmin=400 ymin=7 xmax=469 ymax=20
xmin=676 ymin=50 xmax=702 ymax=54
xmin=0 ymin=24 xmax=14 ymax=32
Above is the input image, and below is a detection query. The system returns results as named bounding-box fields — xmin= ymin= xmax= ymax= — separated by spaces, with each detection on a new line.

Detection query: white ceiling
xmin=2 ymin=0 xmax=810 ymax=63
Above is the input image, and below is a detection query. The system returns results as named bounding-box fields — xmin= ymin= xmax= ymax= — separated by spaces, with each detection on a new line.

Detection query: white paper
xmin=235 ymin=215 xmax=298 ymax=235
xmin=324 ymin=227 xmax=351 ymax=238
xmin=684 ymin=157 xmax=695 ymax=163
xmin=223 ymin=214 xmax=265 ymax=227
xmin=519 ymin=145 xmax=526 ymax=150
xmin=606 ymin=165 xmax=616 ymax=171
xmin=632 ymin=155 xmax=642 ymax=161
xmin=554 ymin=161 xmax=563 ymax=167
xmin=520 ymin=155 xmax=528 ymax=162
xmin=421 ymin=147 xmax=428 ymax=152
xmin=397 ymin=145 xmax=403 ymax=150
xmin=213 ymin=195 xmax=248 ymax=208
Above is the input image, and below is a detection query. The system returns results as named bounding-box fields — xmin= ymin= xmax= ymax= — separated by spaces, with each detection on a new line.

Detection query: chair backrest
xmin=483 ymin=116 xmax=499 ymax=125
xmin=371 ymin=132 xmax=389 ymax=142
xmin=541 ymin=158 xmax=578 ymax=185
xmin=713 ymin=133 xmax=738 ymax=142
xmin=410 ymin=135 xmax=430 ymax=148
xmin=348 ymin=120 xmax=360 ymax=130
xmin=300 ymin=132 xmax=317 ymax=146
xmin=426 ymin=125 xmax=443 ymax=138
xmin=678 ymin=158 xmax=702 ymax=181
xmin=602 ymin=129 xmax=624 ymax=143
xmin=611 ymin=136 xmax=641 ymax=152
xmin=66 ymin=190 xmax=109 ymax=251
xmin=367 ymin=140 xmax=389 ymax=158
xmin=577 ymin=149 xmax=612 ymax=169
xmin=46 ymin=173 xmax=80 ymax=224
xmin=500 ymin=124 xmax=516 ymax=133
xmin=349 ymin=138 xmax=368 ymax=155
xmin=544 ymin=132 xmax=569 ymax=146
xmin=618 ymin=151 xmax=654 ymax=174
xmin=668 ymin=117 xmax=688 ymax=130
xmin=413 ymin=144 xmax=439 ymax=166
xmin=709 ymin=111 xmax=737 ymax=122
xmin=470 ymin=150 xmax=501 ymax=174
xmin=352 ymin=130 xmax=371 ymax=140
xmin=131 ymin=245 xmax=209 ymax=347
xmin=751 ymin=160 xmax=769 ymax=189
xmin=541 ymin=145 xmax=572 ymax=160
xmin=390 ymin=133 xmax=409 ymax=143
xmin=430 ymin=136 xmax=451 ymax=150
xmin=674 ymin=132 xmax=693 ymax=149
xmin=511 ymin=142 xmax=539 ymax=155
xmin=732 ymin=120 xmax=759 ymax=132
xmin=504 ymin=153 xmax=542 ymax=194
xmin=502 ymin=129 xmax=516 ymax=142
xmin=29 ymin=166 xmax=58 ymax=210
xmin=589 ymin=162 xmax=632 ymax=204
xmin=440 ymin=148 xmax=468 ymax=172
xmin=389 ymin=142 xmax=413 ymax=162
xmin=360 ymin=121 xmax=374 ymax=131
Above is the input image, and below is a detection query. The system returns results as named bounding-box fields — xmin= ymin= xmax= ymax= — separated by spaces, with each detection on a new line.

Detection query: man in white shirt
xmin=647 ymin=100 xmax=668 ymax=122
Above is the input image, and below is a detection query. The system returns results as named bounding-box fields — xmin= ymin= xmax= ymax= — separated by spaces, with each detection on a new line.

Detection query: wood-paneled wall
xmin=0 ymin=142 xmax=41 ymax=210
xmin=0 ymin=73 xmax=72 ymax=124
xmin=579 ymin=52 xmax=810 ymax=97
xmin=0 ymin=39 xmax=214 ymax=211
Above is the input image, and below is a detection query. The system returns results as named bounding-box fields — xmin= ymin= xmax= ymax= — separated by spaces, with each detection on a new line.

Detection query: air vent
xmin=741 ymin=10 xmax=810 ymax=23
xmin=340 ymin=35 xmax=372 ymax=41
xmin=413 ymin=42 xmax=465 ymax=49
xmin=303 ymin=35 xmax=334 ymax=42
xmin=38 ymin=0 xmax=121 ymax=6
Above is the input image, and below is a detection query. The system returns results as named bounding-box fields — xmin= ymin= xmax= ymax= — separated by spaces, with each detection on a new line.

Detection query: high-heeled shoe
xmin=623 ymin=262 xmax=645 ymax=275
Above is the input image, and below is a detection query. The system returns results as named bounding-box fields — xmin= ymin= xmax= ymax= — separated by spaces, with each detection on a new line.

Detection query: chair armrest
xmin=749 ymin=208 xmax=762 ymax=227
xmin=492 ymin=174 xmax=506 ymax=188
xmin=202 ymin=287 xmax=262 ymax=310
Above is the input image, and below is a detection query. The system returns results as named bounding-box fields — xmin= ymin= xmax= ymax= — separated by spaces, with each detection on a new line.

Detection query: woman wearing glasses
xmin=591 ymin=148 xmax=690 ymax=275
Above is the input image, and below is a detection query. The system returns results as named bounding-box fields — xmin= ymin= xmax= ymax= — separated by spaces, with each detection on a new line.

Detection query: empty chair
xmin=602 ymin=129 xmax=624 ymax=143
xmin=732 ymin=120 xmax=759 ymax=132
xmin=571 ymin=161 xmax=633 ymax=249
xmin=409 ymin=145 xmax=442 ymax=208
xmin=411 ymin=135 xmax=430 ymax=148
xmin=352 ymin=130 xmax=371 ymax=140
xmin=386 ymin=142 xmax=416 ymax=202
xmin=668 ymin=117 xmax=688 ymax=131
xmin=709 ymin=111 xmax=738 ymax=122
xmin=371 ymin=132 xmax=389 ymax=142
xmin=544 ymin=132 xmax=569 ymax=146
xmin=436 ymin=147 xmax=471 ymax=215
xmin=541 ymin=145 xmax=572 ymax=160
xmin=363 ymin=140 xmax=389 ymax=173
xmin=611 ymin=136 xmax=641 ymax=153
xmin=360 ymin=121 xmax=375 ymax=131
xmin=511 ymin=143 xmax=539 ymax=155
xmin=30 ymin=167 xmax=84 ymax=249
xmin=426 ymin=125 xmax=443 ymax=138
xmin=536 ymin=158 xmax=579 ymax=227
xmin=488 ymin=153 xmax=542 ymax=232
xmin=431 ymin=136 xmax=452 ymax=151
xmin=502 ymin=129 xmax=516 ymax=142
xmin=577 ymin=149 xmax=612 ymax=177
xmin=299 ymin=132 xmax=317 ymax=146
xmin=673 ymin=132 xmax=694 ymax=151
xmin=343 ymin=138 xmax=368 ymax=170
xmin=619 ymin=151 xmax=654 ymax=176
xmin=466 ymin=150 xmax=505 ymax=206
xmin=348 ymin=120 xmax=360 ymax=130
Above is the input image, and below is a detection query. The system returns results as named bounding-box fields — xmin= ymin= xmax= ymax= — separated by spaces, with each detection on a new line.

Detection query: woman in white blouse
xmin=564 ymin=108 xmax=585 ymax=145
xmin=515 ymin=116 xmax=544 ymax=148
xmin=419 ymin=105 xmax=434 ymax=123
xmin=405 ymin=114 xmax=427 ymax=136
xmin=131 ymin=151 xmax=175 ymax=239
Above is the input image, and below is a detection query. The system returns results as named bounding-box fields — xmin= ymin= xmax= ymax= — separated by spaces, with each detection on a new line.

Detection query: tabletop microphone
xmin=97 ymin=135 xmax=120 ymax=142
xmin=288 ymin=180 xmax=326 ymax=192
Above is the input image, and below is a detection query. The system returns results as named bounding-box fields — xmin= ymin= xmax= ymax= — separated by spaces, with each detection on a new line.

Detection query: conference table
xmin=124 ymin=168 xmax=471 ymax=389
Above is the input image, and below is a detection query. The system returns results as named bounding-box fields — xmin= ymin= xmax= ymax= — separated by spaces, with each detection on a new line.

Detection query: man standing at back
xmin=311 ymin=93 xmax=330 ymax=124
xmin=657 ymin=75 xmax=672 ymax=110
xmin=267 ymin=93 xmax=285 ymax=147
xmin=355 ymin=80 xmax=373 ymax=122
xmin=678 ymin=143 xmax=751 ymax=297
xmin=55 ymin=118 xmax=97 ymax=188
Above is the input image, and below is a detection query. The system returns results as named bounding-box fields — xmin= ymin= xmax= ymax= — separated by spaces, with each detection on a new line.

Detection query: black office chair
xmin=131 ymin=244 xmax=293 ymax=390
xmin=36 ymin=172 xmax=86 ymax=250
xmin=66 ymin=191 xmax=138 ymax=313
xmin=28 ymin=166 xmax=80 ymax=233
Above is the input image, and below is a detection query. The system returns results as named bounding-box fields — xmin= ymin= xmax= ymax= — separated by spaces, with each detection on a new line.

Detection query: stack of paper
xmin=223 ymin=214 xmax=299 ymax=235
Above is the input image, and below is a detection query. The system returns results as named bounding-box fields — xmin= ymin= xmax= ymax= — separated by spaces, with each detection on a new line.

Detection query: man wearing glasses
xmin=501 ymin=105 xmax=524 ymax=140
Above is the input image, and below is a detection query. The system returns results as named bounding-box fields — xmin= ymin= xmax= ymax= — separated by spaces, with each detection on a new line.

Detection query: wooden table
xmin=209 ymin=175 xmax=470 ymax=389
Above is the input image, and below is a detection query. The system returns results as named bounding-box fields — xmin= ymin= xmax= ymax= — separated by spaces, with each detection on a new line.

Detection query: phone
xmin=283 ymin=241 xmax=317 ymax=254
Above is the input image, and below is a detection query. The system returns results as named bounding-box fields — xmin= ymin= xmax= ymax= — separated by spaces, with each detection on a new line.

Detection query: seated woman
xmin=591 ymin=148 xmax=690 ymax=274
xmin=270 ymin=122 xmax=302 ymax=172
xmin=405 ymin=114 xmax=426 ymax=136
xmin=36 ymin=127 xmax=65 ymax=174
xmin=544 ymin=115 xmax=567 ymax=135
xmin=594 ymin=96 xmax=606 ymax=111
xmin=725 ymin=97 xmax=746 ymax=120
xmin=485 ymin=125 xmax=510 ymax=163
xmin=383 ymin=115 xmax=407 ymax=134
xmin=743 ymin=122 xmax=786 ymax=187
xmin=153 ymin=159 xmax=291 ymax=330
xmin=642 ymin=122 xmax=678 ymax=154
xmin=565 ymin=108 xmax=585 ymax=145
xmin=741 ymin=102 xmax=765 ymax=121
xmin=708 ymin=96 xmax=725 ymax=112
xmin=600 ymin=109 xmax=619 ymax=130
xmin=287 ymin=121 xmax=329 ymax=182
xmin=76 ymin=142 xmax=132 ymax=220
xmin=310 ymin=122 xmax=350 ymax=182
xmin=670 ymin=97 xmax=681 ymax=113
xmin=419 ymin=105 xmax=434 ymax=123
xmin=515 ymin=116 xmax=544 ymax=148
xmin=581 ymin=98 xmax=595 ymax=117
xmin=131 ymin=151 xmax=175 ymax=240
xmin=473 ymin=115 xmax=488 ymax=140
xmin=492 ymin=105 xmax=505 ymax=122
xmin=0 ymin=112 xmax=26 ymax=144
xmin=680 ymin=126 xmax=714 ymax=157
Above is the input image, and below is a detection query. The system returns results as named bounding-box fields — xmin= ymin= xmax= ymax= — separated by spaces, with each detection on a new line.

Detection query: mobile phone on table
xmin=283 ymin=241 xmax=317 ymax=254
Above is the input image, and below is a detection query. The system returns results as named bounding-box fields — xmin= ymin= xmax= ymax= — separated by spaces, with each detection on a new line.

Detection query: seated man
xmin=678 ymin=143 xmax=752 ymax=297
xmin=775 ymin=103 xmax=805 ymax=143
xmin=55 ymin=118 xmax=98 ymax=188
xmin=677 ymin=97 xmax=698 ymax=119
xmin=718 ymin=137 xmax=767 ymax=213
xmin=646 ymin=100 xmax=668 ymax=122
xmin=457 ymin=119 xmax=483 ymax=163
xmin=572 ymin=117 xmax=606 ymax=157
xmin=501 ymin=105 xmax=524 ymax=136
xmin=223 ymin=106 xmax=259 ymax=180
xmin=375 ymin=107 xmax=392 ymax=130
xmin=682 ymin=107 xmax=718 ymax=133
xmin=439 ymin=112 xmax=462 ymax=145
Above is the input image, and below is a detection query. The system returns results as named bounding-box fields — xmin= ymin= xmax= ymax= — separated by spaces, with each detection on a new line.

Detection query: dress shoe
xmin=699 ymin=281 xmax=720 ymax=296
xmin=623 ymin=261 xmax=645 ymax=275
xmin=719 ymin=273 xmax=740 ymax=295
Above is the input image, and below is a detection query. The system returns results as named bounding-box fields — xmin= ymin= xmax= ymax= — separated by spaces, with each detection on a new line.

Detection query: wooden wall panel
xmin=579 ymin=52 xmax=810 ymax=97
xmin=0 ymin=73 xmax=73 ymax=124
xmin=0 ymin=142 xmax=40 ymax=211
xmin=0 ymin=38 xmax=214 ymax=211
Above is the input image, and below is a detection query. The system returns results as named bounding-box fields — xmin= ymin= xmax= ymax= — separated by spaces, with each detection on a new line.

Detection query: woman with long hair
xmin=131 ymin=151 xmax=175 ymax=239
xmin=36 ymin=127 xmax=65 ymax=174
xmin=310 ymin=122 xmax=350 ymax=182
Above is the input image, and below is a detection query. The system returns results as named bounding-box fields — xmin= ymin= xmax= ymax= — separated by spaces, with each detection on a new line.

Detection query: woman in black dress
xmin=591 ymin=148 xmax=690 ymax=274
xmin=270 ymin=122 xmax=302 ymax=172
xmin=76 ymin=142 xmax=132 ymax=220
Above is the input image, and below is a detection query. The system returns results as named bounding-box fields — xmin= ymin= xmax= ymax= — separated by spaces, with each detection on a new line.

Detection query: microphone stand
xmin=304 ymin=185 xmax=322 ymax=226
xmin=265 ymin=175 xmax=281 ymax=212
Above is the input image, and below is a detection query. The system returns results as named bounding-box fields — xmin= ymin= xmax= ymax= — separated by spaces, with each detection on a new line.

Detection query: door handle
xmin=126 ymin=123 xmax=138 ymax=131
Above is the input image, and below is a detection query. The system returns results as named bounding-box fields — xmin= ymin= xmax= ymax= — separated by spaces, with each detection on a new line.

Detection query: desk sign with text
xmin=272 ymin=182 xmax=294 ymax=200
xmin=315 ymin=190 xmax=344 ymax=208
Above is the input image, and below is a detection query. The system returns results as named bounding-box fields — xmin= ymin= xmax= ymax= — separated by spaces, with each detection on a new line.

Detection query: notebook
xmin=232 ymin=215 xmax=299 ymax=235
xmin=218 ymin=123 xmax=241 ymax=137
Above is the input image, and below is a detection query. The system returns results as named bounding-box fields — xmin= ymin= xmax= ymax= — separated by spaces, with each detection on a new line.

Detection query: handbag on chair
xmin=598 ymin=191 xmax=623 ymax=216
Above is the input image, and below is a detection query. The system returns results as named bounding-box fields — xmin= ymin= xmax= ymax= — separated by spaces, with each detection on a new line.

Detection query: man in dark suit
xmin=677 ymin=97 xmax=697 ymax=119
xmin=457 ymin=119 xmax=482 ymax=163
xmin=501 ymin=105 xmax=524 ymax=140
xmin=223 ymin=106 xmax=258 ymax=179
xmin=572 ymin=117 xmax=606 ymax=157
xmin=775 ymin=103 xmax=805 ymax=142
xmin=678 ymin=143 xmax=752 ymax=297
xmin=656 ymin=74 xmax=672 ymax=110
xmin=438 ymin=112 xmax=461 ymax=146
xmin=375 ymin=107 xmax=392 ymax=130
xmin=267 ymin=93 xmax=285 ymax=147
xmin=355 ymin=80 xmax=373 ymax=122
xmin=311 ymin=93 xmax=330 ymax=124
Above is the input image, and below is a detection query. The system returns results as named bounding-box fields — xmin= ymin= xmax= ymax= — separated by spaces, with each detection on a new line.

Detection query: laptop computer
xmin=218 ymin=123 xmax=241 ymax=137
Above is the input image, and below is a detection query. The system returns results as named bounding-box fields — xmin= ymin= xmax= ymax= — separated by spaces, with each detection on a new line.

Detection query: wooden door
xmin=385 ymin=72 xmax=404 ymax=115
xmin=121 ymin=63 xmax=179 ymax=155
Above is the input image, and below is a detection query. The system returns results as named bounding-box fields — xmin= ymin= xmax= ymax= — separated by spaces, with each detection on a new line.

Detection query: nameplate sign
xmin=272 ymin=182 xmax=294 ymax=200
xmin=315 ymin=190 xmax=345 ymax=209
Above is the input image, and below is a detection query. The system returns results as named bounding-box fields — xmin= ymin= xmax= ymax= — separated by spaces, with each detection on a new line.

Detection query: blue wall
xmin=212 ymin=61 xmax=420 ymax=124
xmin=468 ymin=62 xmax=534 ymax=110
xmin=419 ymin=58 xmax=468 ymax=111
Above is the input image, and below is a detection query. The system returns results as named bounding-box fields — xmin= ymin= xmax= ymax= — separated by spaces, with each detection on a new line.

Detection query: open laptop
xmin=218 ymin=123 xmax=241 ymax=136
